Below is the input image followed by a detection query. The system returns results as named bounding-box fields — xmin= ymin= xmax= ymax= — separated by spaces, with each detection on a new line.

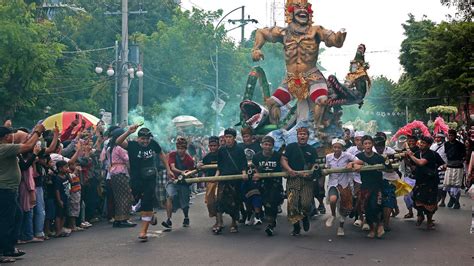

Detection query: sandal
xmin=138 ymin=234 xmax=148 ymax=242
xmin=403 ymin=213 xmax=414 ymax=219
xmin=2 ymin=248 xmax=26 ymax=257
xmin=230 ymin=226 xmax=239 ymax=233
xmin=427 ymin=221 xmax=435 ymax=230
xmin=212 ymin=226 xmax=223 ymax=235
xmin=415 ymin=216 xmax=424 ymax=226
xmin=0 ymin=257 xmax=16 ymax=263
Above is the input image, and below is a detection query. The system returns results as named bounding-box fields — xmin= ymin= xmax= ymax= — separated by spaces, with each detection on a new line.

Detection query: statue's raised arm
xmin=316 ymin=26 xmax=347 ymax=48
xmin=252 ymin=27 xmax=285 ymax=62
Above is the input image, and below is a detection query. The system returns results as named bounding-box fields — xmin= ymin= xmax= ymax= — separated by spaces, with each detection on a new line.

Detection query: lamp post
xmin=214 ymin=6 xmax=245 ymax=132
xmin=94 ymin=44 xmax=143 ymax=126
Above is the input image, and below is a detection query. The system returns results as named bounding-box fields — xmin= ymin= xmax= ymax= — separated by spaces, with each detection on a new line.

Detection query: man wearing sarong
xmin=214 ymin=128 xmax=247 ymax=234
xmin=281 ymin=127 xmax=317 ymax=236
xmin=373 ymin=132 xmax=399 ymax=232
xmin=325 ymin=138 xmax=356 ymax=236
xmin=407 ymin=136 xmax=445 ymax=230
xmin=252 ymin=136 xmax=283 ymax=236
xmin=351 ymin=135 xmax=386 ymax=239
xmin=164 ymin=137 xmax=194 ymax=228
xmin=201 ymin=136 xmax=219 ymax=231
xmin=443 ymin=129 xmax=466 ymax=209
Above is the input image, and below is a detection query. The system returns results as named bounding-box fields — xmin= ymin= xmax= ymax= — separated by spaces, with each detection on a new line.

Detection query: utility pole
xmin=105 ymin=0 xmax=147 ymax=125
xmin=114 ymin=40 xmax=119 ymax=125
xmin=138 ymin=51 xmax=144 ymax=107
xmin=119 ymin=0 xmax=129 ymax=126
xmin=228 ymin=7 xmax=258 ymax=45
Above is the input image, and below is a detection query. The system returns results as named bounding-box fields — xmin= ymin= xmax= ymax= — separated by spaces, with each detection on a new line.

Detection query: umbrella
xmin=171 ymin=115 xmax=203 ymax=128
xmin=42 ymin=112 xmax=100 ymax=133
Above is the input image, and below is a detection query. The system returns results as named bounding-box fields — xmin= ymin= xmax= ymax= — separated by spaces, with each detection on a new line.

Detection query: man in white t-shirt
xmin=346 ymin=131 xmax=365 ymax=228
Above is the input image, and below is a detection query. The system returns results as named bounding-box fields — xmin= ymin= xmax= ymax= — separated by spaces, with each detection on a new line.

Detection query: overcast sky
xmin=181 ymin=0 xmax=455 ymax=81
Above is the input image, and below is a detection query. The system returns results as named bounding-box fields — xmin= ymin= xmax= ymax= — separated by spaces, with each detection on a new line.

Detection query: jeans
xmin=19 ymin=210 xmax=34 ymax=241
xmin=33 ymin=187 xmax=45 ymax=237
xmin=0 ymin=189 xmax=21 ymax=254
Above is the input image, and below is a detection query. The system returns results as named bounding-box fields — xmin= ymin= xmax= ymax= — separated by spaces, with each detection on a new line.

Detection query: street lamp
xmin=95 ymin=58 xmax=144 ymax=125
xmin=213 ymin=6 xmax=245 ymax=132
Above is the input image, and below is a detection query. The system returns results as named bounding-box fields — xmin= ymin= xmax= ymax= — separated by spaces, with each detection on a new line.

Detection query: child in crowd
xmin=54 ymin=160 xmax=71 ymax=237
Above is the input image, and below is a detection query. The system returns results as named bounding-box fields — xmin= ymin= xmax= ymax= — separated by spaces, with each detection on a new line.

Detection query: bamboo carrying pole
xmin=178 ymin=163 xmax=400 ymax=184
xmin=183 ymin=153 xmax=405 ymax=178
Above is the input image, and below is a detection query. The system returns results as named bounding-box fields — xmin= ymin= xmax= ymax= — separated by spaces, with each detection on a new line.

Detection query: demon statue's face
xmin=285 ymin=0 xmax=313 ymax=25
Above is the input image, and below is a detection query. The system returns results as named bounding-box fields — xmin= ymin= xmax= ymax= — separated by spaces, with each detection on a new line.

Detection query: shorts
xmin=131 ymin=176 xmax=156 ymax=214
xmin=328 ymin=185 xmax=353 ymax=216
xmin=55 ymin=203 xmax=68 ymax=218
xmin=165 ymin=182 xmax=191 ymax=211
xmin=45 ymin=198 xmax=56 ymax=220
xmin=67 ymin=191 xmax=81 ymax=217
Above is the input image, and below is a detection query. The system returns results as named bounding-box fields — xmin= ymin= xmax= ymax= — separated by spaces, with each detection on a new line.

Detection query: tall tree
xmin=395 ymin=15 xmax=473 ymax=125
xmin=0 ymin=0 xmax=64 ymax=124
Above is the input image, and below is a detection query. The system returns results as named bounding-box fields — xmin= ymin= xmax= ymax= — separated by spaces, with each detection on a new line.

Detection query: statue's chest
xmin=284 ymin=33 xmax=318 ymax=52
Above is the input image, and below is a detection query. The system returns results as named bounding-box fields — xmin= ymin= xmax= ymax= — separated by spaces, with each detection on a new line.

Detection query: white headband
xmin=331 ymin=138 xmax=346 ymax=146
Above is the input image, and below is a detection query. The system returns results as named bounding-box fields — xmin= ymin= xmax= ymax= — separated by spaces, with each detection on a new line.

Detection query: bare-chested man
xmin=252 ymin=0 xmax=346 ymax=130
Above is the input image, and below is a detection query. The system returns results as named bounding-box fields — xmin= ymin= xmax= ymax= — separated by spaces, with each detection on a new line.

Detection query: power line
xmin=61 ymin=46 xmax=115 ymax=54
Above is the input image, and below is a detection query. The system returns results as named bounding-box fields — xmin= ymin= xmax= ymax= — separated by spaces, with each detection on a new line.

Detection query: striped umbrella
xmin=42 ymin=112 xmax=100 ymax=133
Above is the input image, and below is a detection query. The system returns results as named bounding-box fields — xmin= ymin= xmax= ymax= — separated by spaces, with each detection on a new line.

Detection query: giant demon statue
xmin=251 ymin=0 xmax=347 ymax=131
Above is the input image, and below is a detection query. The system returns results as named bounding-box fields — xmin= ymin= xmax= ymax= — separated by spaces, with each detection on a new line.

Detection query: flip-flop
xmin=138 ymin=235 xmax=148 ymax=242
xmin=403 ymin=213 xmax=414 ymax=219
xmin=230 ymin=226 xmax=238 ymax=233
xmin=0 ymin=257 xmax=16 ymax=263
xmin=2 ymin=248 xmax=25 ymax=257
xmin=212 ymin=226 xmax=223 ymax=235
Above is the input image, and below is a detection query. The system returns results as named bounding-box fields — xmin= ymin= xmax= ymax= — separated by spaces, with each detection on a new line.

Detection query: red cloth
xmin=168 ymin=151 xmax=194 ymax=177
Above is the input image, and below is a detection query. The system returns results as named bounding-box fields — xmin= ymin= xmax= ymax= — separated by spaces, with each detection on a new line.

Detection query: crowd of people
xmin=1 ymin=117 xmax=473 ymax=263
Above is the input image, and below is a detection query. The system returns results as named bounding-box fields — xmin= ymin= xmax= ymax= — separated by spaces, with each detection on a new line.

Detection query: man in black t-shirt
xmin=351 ymin=135 xmax=386 ymax=239
xmin=214 ymin=128 xmax=247 ymax=234
xmin=281 ymin=127 xmax=317 ymax=236
xmin=200 ymin=136 xmax=219 ymax=229
xmin=253 ymin=136 xmax=282 ymax=236
xmin=116 ymin=126 xmax=174 ymax=242
xmin=443 ymin=129 xmax=466 ymax=209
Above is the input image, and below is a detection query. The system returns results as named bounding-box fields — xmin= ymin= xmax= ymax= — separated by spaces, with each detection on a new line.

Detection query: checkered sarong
xmin=443 ymin=167 xmax=464 ymax=188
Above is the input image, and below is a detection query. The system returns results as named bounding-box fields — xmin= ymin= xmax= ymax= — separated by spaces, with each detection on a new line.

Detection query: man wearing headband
xmin=373 ymin=132 xmax=399 ymax=232
xmin=325 ymin=138 xmax=356 ymax=236
xmin=214 ymin=128 xmax=247 ymax=234
xmin=252 ymin=136 xmax=283 ymax=236
xmin=164 ymin=137 xmax=194 ymax=229
xmin=406 ymin=136 xmax=445 ymax=230
xmin=346 ymin=131 xmax=365 ymax=228
xmin=116 ymin=125 xmax=174 ymax=242
xmin=201 ymin=136 xmax=220 ymax=231
xmin=281 ymin=127 xmax=317 ymax=236
xmin=443 ymin=129 xmax=465 ymax=209
xmin=430 ymin=132 xmax=448 ymax=207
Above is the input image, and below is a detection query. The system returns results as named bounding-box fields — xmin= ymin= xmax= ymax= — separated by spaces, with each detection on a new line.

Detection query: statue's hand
xmin=252 ymin=49 xmax=264 ymax=61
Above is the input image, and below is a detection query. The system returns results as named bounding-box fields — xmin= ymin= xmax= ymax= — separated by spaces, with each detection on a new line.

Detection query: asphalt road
xmin=14 ymin=194 xmax=473 ymax=266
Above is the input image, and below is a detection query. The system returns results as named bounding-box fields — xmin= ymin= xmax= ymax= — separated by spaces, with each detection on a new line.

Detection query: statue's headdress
xmin=285 ymin=0 xmax=313 ymax=25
